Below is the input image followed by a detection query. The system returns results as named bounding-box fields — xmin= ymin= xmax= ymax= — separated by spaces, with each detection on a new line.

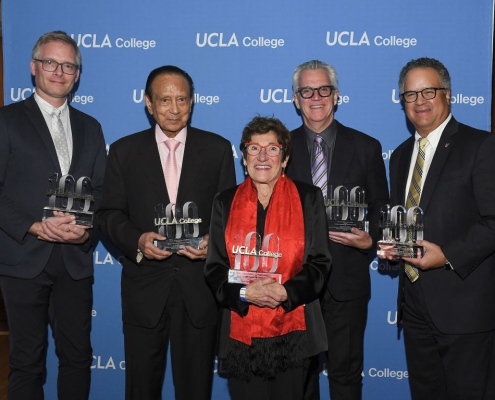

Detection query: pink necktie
xmin=164 ymin=139 xmax=180 ymax=205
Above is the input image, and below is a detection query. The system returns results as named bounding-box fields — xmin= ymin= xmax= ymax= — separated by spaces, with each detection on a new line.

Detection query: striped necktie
xmin=311 ymin=135 xmax=328 ymax=194
xmin=404 ymin=137 xmax=428 ymax=282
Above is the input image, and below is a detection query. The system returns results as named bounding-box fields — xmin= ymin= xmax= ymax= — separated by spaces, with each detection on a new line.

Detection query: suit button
xmin=174 ymin=267 xmax=179 ymax=272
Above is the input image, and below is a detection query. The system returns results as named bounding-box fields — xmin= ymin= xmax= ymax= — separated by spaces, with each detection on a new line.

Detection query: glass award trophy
xmin=325 ymin=185 xmax=368 ymax=232
xmin=228 ymin=231 xmax=283 ymax=284
xmin=42 ymin=173 xmax=94 ymax=226
xmin=153 ymin=201 xmax=203 ymax=252
xmin=377 ymin=205 xmax=425 ymax=258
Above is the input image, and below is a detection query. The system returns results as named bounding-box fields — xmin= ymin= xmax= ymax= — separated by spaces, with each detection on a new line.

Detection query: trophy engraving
xmin=153 ymin=202 xmax=203 ymax=252
xmin=377 ymin=204 xmax=425 ymax=258
xmin=228 ymin=231 xmax=283 ymax=284
xmin=42 ymin=173 xmax=94 ymax=226
xmin=325 ymin=185 xmax=368 ymax=232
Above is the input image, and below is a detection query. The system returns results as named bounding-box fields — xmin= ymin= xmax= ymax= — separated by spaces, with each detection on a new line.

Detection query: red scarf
xmin=225 ymin=175 xmax=306 ymax=345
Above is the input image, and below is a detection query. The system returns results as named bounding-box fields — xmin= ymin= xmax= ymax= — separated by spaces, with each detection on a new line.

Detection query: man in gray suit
xmin=0 ymin=31 xmax=107 ymax=399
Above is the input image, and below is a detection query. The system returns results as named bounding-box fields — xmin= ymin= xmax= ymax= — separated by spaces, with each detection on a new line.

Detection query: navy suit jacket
xmin=286 ymin=121 xmax=389 ymax=301
xmin=0 ymin=94 xmax=107 ymax=280
xmin=97 ymin=126 xmax=236 ymax=329
xmin=390 ymin=117 xmax=495 ymax=334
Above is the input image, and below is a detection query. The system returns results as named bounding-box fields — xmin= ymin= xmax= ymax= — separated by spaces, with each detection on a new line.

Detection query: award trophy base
xmin=228 ymin=270 xmax=282 ymax=284
xmin=377 ymin=240 xmax=425 ymax=258
xmin=42 ymin=207 xmax=93 ymax=226
xmin=328 ymin=220 xmax=368 ymax=233
xmin=153 ymin=236 xmax=203 ymax=252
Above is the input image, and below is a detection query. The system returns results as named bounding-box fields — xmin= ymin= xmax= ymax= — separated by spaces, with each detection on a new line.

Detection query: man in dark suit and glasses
xmin=97 ymin=65 xmax=236 ymax=400
xmin=286 ymin=59 xmax=389 ymax=400
xmin=0 ymin=31 xmax=107 ymax=399
xmin=385 ymin=57 xmax=495 ymax=400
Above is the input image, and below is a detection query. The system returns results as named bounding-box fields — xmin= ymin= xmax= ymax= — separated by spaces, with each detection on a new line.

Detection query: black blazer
xmin=286 ymin=122 xmax=389 ymax=300
xmin=390 ymin=117 xmax=495 ymax=334
xmin=97 ymin=126 xmax=236 ymax=329
xmin=0 ymin=94 xmax=107 ymax=280
xmin=204 ymin=180 xmax=332 ymax=358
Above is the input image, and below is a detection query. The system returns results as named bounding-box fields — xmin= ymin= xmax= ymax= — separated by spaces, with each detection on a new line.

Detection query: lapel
xmin=177 ymin=127 xmax=203 ymax=203
xmin=68 ymin=106 xmax=83 ymax=174
xmin=328 ymin=121 xmax=355 ymax=195
xmin=139 ymin=128 xmax=170 ymax=204
xmin=396 ymin=137 xmax=415 ymax=206
xmin=288 ymin=126 xmax=313 ymax=184
xmin=24 ymin=95 xmax=61 ymax=174
xmin=419 ymin=118 xmax=458 ymax=212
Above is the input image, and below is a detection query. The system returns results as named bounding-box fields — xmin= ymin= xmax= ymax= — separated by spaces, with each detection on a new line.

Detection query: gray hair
xmin=292 ymin=60 xmax=339 ymax=92
xmin=398 ymin=57 xmax=451 ymax=94
xmin=32 ymin=31 xmax=81 ymax=67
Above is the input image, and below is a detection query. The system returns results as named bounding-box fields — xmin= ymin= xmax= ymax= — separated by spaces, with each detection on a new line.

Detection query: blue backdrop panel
xmin=2 ymin=1 xmax=493 ymax=399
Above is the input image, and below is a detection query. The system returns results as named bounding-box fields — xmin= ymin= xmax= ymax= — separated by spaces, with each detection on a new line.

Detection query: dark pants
xmin=124 ymin=280 xmax=217 ymax=400
xmin=305 ymin=292 xmax=368 ymax=400
xmin=403 ymin=278 xmax=495 ymax=400
xmin=229 ymin=364 xmax=308 ymax=400
xmin=0 ymin=246 xmax=93 ymax=400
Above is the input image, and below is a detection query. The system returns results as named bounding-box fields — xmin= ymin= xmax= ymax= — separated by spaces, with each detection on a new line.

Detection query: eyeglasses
xmin=244 ymin=142 xmax=284 ymax=157
xmin=33 ymin=59 xmax=79 ymax=75
xmin=297 ymin=85 xmax=335 ymax=99
xmin=401 ymin=87 xmax=446 ymax=103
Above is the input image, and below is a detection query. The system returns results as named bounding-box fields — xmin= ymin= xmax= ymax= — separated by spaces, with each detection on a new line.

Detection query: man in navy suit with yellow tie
xmin=0 ymin=31 xmax=107 ymax=399
xmin=388 ymin=57 xmax=495 ymax=400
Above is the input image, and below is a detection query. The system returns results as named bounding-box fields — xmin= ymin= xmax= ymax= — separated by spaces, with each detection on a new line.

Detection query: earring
xmin=244 ymin=165 xmax=248 ymax=176
xmin=282 ymin=167 xmax=285 ymax=177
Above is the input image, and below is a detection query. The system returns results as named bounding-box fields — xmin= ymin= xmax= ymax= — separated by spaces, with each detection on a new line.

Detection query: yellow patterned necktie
xmin=404 ymin=137 xmax=428 ymax=282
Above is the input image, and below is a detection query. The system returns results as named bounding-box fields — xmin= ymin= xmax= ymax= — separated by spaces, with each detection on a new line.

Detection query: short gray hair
xmin=32 ymin=31 xmax=81 ymax=67
xmin=292 ymin=60 xmax=338 ymax=93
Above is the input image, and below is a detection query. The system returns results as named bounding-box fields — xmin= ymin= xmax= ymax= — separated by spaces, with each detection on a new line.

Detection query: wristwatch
xmin=240 ymin=286 xmax=247 ymax=303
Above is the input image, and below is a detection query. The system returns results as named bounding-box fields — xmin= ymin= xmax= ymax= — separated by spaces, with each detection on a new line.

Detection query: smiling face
xmin=243 ymin=131 xmax=288 ymax=190
xmin=30 ymin=41 xmax=80 ymax=108
xmin=145 ymin=73 xmax=193 ymax=138
xmin=402 ymin=67 xmax=451 ymax=137
xmin=293 ymin=68 xmax=339 ymax=133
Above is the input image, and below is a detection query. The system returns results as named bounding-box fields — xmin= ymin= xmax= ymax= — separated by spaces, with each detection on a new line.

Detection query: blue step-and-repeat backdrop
xmin=2 ymin=1 xmax=493 ymax=398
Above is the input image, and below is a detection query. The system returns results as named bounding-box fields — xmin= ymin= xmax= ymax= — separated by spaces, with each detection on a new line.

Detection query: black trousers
xmin=305 ymin=292 xmax=369 ymax=400
xmin=229 ymin=364 xmax=308 ymax=400
xmin=403 ymin=278 xmax=495 ymax=400
xmin=123 ymin=280 xmax=217 ymax=400
xmin=0 ymin=246 xmax=93 ymax=400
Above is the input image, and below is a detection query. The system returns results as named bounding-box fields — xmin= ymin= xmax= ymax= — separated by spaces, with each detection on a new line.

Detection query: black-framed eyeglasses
xmin=33 ymin=59 xmax=79 ymax=75
xmin=244 ymin=142 xmax=284 ymax=157
xmin=297 ymin=85 xmax=335 ymax=99
xmin=401 ymin=87 xmax=446 ymax=103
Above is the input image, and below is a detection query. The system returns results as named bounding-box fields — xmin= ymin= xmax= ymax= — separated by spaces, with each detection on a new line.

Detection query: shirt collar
xmin=414 ymin=113 xmax=452 ymax=150
xmin=34 ymin=92 xmax=68 ymax=115
xmin=154 ymin=125 xmax=188 ymax=146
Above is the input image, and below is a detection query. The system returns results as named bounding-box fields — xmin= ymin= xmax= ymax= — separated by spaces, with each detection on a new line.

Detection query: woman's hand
xmin=245 ymin=277 xmax=287 ymax=309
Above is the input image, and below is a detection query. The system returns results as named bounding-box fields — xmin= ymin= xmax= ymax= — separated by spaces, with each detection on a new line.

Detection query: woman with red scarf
xmin=205 ymin=116 xmax=331 ymax=399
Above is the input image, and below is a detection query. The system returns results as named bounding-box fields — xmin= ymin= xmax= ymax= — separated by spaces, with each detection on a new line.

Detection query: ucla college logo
xmin=326 ymin=31 xmax=417 ymax=48
xmin=70 ymin=33 xmax=156 ymax=50
xmin=196 ymin=33 xmax=284 ymax=48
